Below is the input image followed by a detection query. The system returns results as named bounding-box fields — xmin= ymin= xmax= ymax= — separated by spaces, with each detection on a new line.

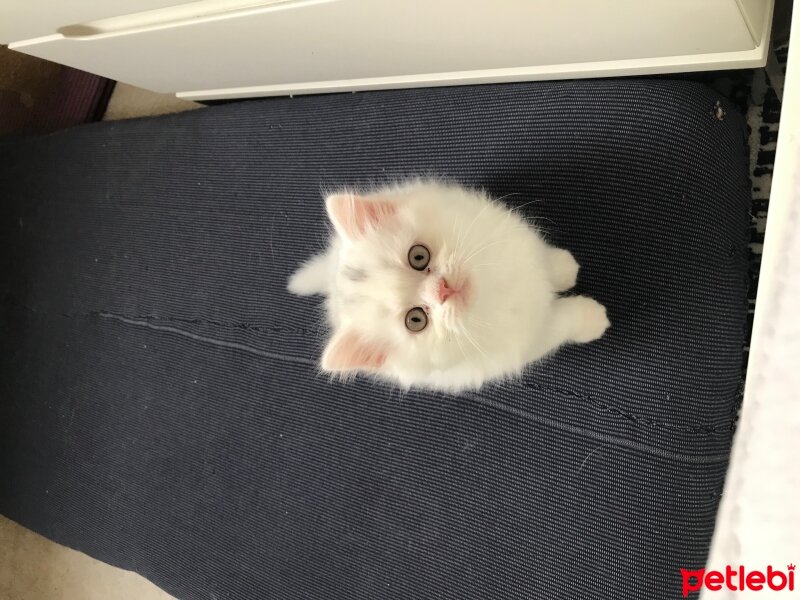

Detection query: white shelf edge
xmin=178 ymin=46 xmax=769 ymax=101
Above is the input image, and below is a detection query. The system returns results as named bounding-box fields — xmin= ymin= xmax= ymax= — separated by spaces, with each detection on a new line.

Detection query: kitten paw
xmin=287 ymin=269 xmax=313 ymax=296
xmin=288 ymin=254 xmax=330 ymax=296
xmin=572 ymin=297 xmax=610 ymax=343
xmin=550 ymin=248 xmax=579 ymax=291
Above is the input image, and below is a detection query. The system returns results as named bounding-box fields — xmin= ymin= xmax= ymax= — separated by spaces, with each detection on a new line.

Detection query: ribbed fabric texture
xmin=0 ymin=80 xmax=750 ymax=600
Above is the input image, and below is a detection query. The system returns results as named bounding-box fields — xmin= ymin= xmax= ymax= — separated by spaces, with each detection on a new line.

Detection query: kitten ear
xmin=325 ymin=193 xmax=396 ymax=240
xmin=321 ymin=329 xmax=388 ymax=372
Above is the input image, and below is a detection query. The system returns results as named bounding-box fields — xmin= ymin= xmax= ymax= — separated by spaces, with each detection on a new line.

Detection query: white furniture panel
xmin=702 ymin=3 xmax=800 ymax=591
xmin=0 ymin=0 xmax=179 ymax=45
xmin=6 ymin=0 xmax=773 ymax=100
xmin=738 ymin=0 xmax=770 ymax=42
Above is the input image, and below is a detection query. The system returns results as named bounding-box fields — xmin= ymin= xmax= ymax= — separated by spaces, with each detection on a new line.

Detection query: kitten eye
xmin=408 ymin=244 xmax=430 ymax=271
xmin=404 ymin=307 xmax=428 ymax=332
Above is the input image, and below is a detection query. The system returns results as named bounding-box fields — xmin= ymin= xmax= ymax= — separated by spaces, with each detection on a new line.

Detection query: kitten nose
xmin=437 ymin=278 xmax=456 ymax=303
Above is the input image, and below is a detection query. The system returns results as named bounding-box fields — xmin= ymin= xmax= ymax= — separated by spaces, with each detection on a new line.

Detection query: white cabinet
xmin=4 ymin=0 xmax=774 ymax=100
xmin=0 ymin=1 xmax=182 ymax=44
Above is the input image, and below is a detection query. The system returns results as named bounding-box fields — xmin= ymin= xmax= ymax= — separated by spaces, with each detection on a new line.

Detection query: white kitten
xmin=288 ymin=180 xmax=609 ymax=392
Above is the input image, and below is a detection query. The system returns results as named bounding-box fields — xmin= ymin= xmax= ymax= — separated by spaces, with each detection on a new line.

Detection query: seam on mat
xmin=6 ymin=303 xmax=738 ymax=451
xmin=88 ymin=311 xmax=734 ymax=435
xmin=520 ymin=380 xmax=736 ymax=436
xmin=461 ymin=392 xmax=731 ymax=465
xmin=100 ymin=311 xmax=732 ymax=463
xmin=95 ymin=311 xmax=313 ymax=335
xmin=98 ymin=312 xmax=316 ymax=366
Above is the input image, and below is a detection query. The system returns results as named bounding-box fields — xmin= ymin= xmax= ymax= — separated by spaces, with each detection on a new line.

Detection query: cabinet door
xmin=0 ymin=0 xmax=180 ymax=44
xmin=9 ymin=0 xmax=770 ymax=99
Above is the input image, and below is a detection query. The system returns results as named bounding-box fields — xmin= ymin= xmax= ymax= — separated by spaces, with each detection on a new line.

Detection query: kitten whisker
xmin=509 ymin=199 xmax=541 ymax=212
xmin=461 ymin=239 xmax=508 ymax=265
xmin=468 ymin=315 xmax=493 ymax=328
xmin=522 ymin=216 xmax=555 ymax=225
xmin=462 ymin=224 xmax=536 ymax=266
xmin=495 ymin=192 xmax=523 ymax=203
xmin=453 ymin=328 xmax=468 ymax=360
xmin=461 ymin=326 xmax=487 ymax=358
xmin=450 ymin=219 xmax=461 ymax=256
xmin=458 ymin=201 xmax=493 ymax=254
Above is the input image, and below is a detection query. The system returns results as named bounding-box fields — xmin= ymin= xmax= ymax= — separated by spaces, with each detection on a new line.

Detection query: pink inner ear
xmin=322 ymin=330 xmax=387 ymax=372
xmin=326 ymin=193 xmax=396 ymax=240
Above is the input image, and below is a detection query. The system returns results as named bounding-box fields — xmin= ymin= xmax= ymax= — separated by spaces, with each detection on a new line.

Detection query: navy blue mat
xmin=0 ymin=79 xmax=750 ymax=599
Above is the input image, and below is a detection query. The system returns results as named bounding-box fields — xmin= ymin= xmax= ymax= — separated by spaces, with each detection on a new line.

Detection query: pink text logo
xmin=681 ymin=564 xmax=795 ymax=597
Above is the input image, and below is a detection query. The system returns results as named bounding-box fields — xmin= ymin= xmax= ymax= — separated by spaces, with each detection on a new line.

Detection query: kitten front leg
xmin=287 ymin=252 xmax=333 ymax=296
xmin=542 ymin=296 xmax=610 ymax=350
xmin=548 ymin=247 xmax=580 ymax=292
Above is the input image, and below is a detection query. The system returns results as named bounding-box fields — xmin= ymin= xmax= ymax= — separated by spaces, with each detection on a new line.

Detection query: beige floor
xmin=0 ymin=515 xmax=174 ymax=600
xmin=103 ymin=82 xmax=203 ymax=121
xmin=1 ymin=80 xmax=195 ymax=600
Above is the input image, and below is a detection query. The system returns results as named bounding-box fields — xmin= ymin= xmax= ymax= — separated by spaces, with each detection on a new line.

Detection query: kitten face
xmin=330 ymin=197 xmax=476 ymax=368
xmin=321 ymin=182 xmax=553 ymax=387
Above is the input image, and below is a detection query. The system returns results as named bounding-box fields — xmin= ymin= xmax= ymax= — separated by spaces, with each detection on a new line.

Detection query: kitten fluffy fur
xmin=288 ymin=180 xmax=609 ymax=392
